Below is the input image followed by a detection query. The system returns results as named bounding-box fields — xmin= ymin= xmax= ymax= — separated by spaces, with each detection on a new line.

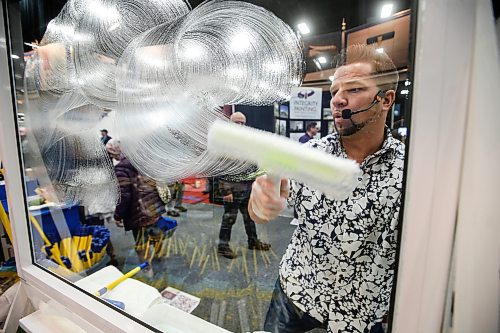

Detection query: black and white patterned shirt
xmin=280 ymin=129 xmax=405 ymax=333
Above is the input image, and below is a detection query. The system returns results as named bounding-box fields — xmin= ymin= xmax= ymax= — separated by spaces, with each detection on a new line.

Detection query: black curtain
xmin=19 ymin=0 xmax=66 ymax=50
xmin=234 ymin=105 xmax=274 ymax=133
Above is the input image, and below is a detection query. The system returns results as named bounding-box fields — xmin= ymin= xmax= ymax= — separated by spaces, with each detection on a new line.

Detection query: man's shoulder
xmin=115 ymin=158 xmax=136 ymax=174
xmin=298 ymin=133 xmax=309 ymax=142
xmin=308 ymin=133 xmax=339 ymax=148
xmin=386 ymin=136 xmax=405 ymax=159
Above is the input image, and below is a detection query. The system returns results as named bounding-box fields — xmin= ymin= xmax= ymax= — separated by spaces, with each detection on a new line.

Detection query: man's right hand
xmin=223 ymin=193 xmax=234 ymax=202
xmin=248 ymin=175 xmax=289 ymax=223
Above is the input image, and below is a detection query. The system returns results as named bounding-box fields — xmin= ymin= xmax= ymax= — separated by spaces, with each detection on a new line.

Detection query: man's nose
xmin=331 ymin=92 xmax=347 ymax=109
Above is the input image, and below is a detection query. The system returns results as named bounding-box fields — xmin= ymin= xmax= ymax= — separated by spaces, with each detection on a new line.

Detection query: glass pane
xmin=4 ymin=0 xmax=415 ymax=332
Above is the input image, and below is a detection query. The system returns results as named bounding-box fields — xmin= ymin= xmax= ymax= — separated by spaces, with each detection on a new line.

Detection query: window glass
xmin=5 ymin=0 xmax=415 ymax=332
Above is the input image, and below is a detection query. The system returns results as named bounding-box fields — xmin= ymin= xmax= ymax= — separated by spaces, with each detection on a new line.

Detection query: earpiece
xmin=375 ymin=90 xmax=385 ymax=102
xmin=341 ymin=90 xmax=385 ymax=119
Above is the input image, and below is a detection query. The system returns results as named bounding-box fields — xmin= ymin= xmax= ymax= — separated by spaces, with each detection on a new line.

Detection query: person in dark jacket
xmin=217 ymin=112 xmax=271 ymax=259
xmin=106 ymin=139 xmax=165 ymax=276
xmin=298 ymin=121 xmax=319 ymax=143
xmin=100 ymin=129 xmax=112 ymax=145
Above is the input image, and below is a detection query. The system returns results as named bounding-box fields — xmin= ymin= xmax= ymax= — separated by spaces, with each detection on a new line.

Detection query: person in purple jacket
xmin=298 ymin=121 xmax=319 ymax=143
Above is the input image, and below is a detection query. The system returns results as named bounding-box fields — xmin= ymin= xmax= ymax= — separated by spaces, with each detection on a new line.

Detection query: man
xmin=298 ymin=121 xmax=318 ymax=143
xmin=100 ymin=129 xmax=112 ymax=145
xmin=217 ymin=112 xmax=271 ymax=259
xmin=249 ymin=44 xmax=404 ymax=333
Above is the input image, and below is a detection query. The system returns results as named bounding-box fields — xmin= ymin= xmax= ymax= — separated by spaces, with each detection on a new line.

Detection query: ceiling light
xmin=11 ymin=54 xmax=20 ymax=59
xmin=297 ymin=23 xmax=310 ymax=34
xmin=381 ymin=4 xmax=393 ymax=18
xmin=317 ymin=56 xmax=327 ymax=64
xmin=313 ymin=59 xmax=322 ymax=70
xmin=23 ymin=42 xmax=38 ymax=49
xmin=401 ymin=89 xmax=409 ymax=95
xmin=329 ymin=76 xmax=335 ymax=81
xmin=376 ymin=47 xmax=384 ymax=53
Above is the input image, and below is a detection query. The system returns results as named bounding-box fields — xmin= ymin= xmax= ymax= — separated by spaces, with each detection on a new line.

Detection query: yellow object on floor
xmin=0 ymin=201 xmax=13 ymax=244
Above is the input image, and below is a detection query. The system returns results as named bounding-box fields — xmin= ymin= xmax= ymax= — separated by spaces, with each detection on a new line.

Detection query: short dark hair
xmin=306 ymin=122 xmax=317 ymax=131
xmin=333 ymin=44 xmax=399 ymax=91
xmin=101 ymin=129 xmax=108 ymax=133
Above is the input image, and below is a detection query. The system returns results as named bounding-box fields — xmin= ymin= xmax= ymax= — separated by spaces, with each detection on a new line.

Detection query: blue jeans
xmin=264 ymin=279 xmax=385 ymax=333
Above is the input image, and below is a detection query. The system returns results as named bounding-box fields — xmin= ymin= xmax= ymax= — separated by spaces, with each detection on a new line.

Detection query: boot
xmin=218 ymin=244 xmax=237 ymax=259
xmin=166 ymin=210 xmax=180 ymax=217
xmin=248 ymin=239 xmax=271 ymax=251
xmin=174 ymin=206 xmax=187 ymax=212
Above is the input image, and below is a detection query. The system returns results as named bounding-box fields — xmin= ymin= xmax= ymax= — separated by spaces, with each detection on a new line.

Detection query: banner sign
xmin=290 ymin=87 xmax=323 ymax=119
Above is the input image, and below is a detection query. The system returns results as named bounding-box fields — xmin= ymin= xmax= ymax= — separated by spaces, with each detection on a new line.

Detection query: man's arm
xmin=248 ymin=175 xmax=289 ymax=224
xmin=219 ymin=179 xmax=234 ymax=202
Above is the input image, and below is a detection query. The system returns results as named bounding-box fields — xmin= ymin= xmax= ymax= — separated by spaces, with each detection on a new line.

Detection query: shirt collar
xmin=329 ymin=127 xmax=401 ymax=163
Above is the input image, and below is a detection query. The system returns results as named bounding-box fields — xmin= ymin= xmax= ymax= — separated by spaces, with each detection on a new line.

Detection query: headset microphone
xmin=341 ymin=90 xmax=385 ymax=119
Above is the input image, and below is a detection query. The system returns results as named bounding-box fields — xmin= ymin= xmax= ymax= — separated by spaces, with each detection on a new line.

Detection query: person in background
xmin=107 ymin=139 xmax=165 ymax=278
xmin=100 ymin=129 xmax=112 ymax=145
xmin=166 ymin=181 xmax=187 ymax=217
xmin=217 ymin=112 xmax=271 ymax=259
xmin=249 ymin=44 xmax=404 ymax=333
xmin=298 ymin=121 xmax=318 ymax=143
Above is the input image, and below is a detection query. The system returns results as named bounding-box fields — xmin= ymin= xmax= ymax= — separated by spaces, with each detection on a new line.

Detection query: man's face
xmin=231 ymin=115 xmax=246 ymax=125
xmin=329 ymin=62 xmax=382 ymax=136
xmin=101 ymin=131 xmax=107 ymax=137
xmin=309 ymin=126 xmax=319 ymax=136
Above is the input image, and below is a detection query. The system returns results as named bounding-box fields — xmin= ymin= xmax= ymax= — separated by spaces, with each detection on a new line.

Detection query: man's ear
xmin=381 ymin=90 xmax=396 ymax=111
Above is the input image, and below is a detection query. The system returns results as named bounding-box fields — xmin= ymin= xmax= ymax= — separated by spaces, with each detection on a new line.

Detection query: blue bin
xmin=0 ymin=180 xmax=37 ymax=200
xmin=25 ymin=180 xmax=38 ymax=196
xmin=0 ymin=180 xmax=38 ymax=200
xmin=0 ymin=183 xmax=5 ymax=201
xmin=1 ymin=200 xmax=82 ymax=244
xmin=157 ymin=215 xmax=177 ymax=238
xmin=32 ymin=205 xmax=82 ymax=243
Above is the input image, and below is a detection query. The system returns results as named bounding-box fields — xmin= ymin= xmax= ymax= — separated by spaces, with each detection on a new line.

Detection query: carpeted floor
xmin=109 ymin=201 xmax=326 ymax=332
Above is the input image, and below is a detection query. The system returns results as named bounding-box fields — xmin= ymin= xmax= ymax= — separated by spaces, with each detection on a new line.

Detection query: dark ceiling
xmin=20 ymin=0 xmax=500 ymax=47
xmin=21 ymin=0 xmax=413 ymax=47
xmin=188 ymin=0 xmax=413 ymax=34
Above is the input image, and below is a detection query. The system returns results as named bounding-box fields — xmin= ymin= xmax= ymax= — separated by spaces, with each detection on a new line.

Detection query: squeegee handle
xmin=267 ymin=173 xmax=281 ymax=197
xmin=252 ymin=173 xmax=282 ymax=220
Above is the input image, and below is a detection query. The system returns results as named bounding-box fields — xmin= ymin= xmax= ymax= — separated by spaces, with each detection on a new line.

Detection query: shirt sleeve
xmin=156 ymin=182 xmax=171 ymax=204
xmin=287 ymin=138 xmax=320 ymax=208
xmin=286 ymin=179 xmax=302 ymax=208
